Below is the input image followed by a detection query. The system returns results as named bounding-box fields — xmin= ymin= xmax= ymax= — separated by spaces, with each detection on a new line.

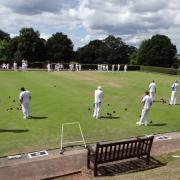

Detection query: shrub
xmin=140 ymin=65 xmax=179 ymax=75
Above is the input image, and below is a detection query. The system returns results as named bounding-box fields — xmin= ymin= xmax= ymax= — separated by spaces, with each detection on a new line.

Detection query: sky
xmin=1 ymin=0 xmax=180 ymax=52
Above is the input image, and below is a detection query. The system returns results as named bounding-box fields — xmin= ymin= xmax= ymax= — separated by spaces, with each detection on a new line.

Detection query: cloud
xmin=72 ymin=0 xmax=175 ymax=35
xmin=0 ymin=0 xmax=78 ymax=15
xmin=68 ymin=0 xmax=180 ymax=50
xmin=1 ymin=0 xmax=180 ymax=51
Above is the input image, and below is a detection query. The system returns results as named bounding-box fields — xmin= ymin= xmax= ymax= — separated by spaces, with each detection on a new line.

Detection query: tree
xmin=0 ymin=30 xmax=10 ymax=40
xmin=0 ymin=39 xmax=9 ymax=60
xmin=46 ymin=32 xmax=74 ymax=62
xmin=77 ymin=40 xmax=109 ymax=64
xmin=129 ymin=49 xmax=138 ymax=65
xmin=103 ymin=35 xmax=130 ymax=64
xmin=137 ymin=34 xmax=177 ymax=67
xmin=5 ymin=36 xmax=19 ymax=61
xmin=77 ymin=35 xmax=135 ymax=64
xmin=16 ymin=27 xmax=46 ymax=62
xmin=0 ymin=30 xmax=10 ymax=61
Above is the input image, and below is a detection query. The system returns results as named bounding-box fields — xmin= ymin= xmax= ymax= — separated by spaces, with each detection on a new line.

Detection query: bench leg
xmin=146 ymin=154 xmax=150 ymax=165
xmin=94 ymin=164 xmax=98 ymax=176
xmin=87 ymin=158 xmax=90 ymax=169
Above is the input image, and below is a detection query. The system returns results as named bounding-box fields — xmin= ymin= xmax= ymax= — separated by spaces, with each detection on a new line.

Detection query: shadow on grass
xmin=153 ymin=100 xmax=163 ymax=103
xmin=29 ymin=116 xmax=48 ymax=120
xmin=100 ymin=116 xmax=120 ymax=119
xmin=97 ymin=157 xmax=166 ymax=177
xmin=0 ymin=129 xmax=29 ymax=133
xmin=149 ymin=123 xmax=167 ymax=126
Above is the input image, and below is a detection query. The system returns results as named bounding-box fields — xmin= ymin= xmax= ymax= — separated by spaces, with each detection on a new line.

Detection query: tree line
xmin=0 ymin=27 xmax=178 ymax=68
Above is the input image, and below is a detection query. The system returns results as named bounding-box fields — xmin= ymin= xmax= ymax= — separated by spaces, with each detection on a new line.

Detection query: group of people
xmin=47 ymin=63 xmax=64 ymax=72
xmin=0 ymin=59 xmax=28 ymax=71
xmin=97 ymin=64 xmax=127 ymax=72
xmin=93 ymin=80 xmax=179 ymax=127
xmin=18 ymin=79 xmax=178 ymax=124
xmin=69 ymin=63 xmax=81 ymax=71
xmin=1 ymin=63 xmax=10 ymax=70
xmin=46 ymin=63 xmax=82 ymax=72
xmin=136 ymin=80 xmax=178 ymax=126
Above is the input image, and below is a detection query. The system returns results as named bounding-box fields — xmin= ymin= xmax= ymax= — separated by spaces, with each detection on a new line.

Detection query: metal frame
xmin=60 ymin=122 xmax=86 ymax=154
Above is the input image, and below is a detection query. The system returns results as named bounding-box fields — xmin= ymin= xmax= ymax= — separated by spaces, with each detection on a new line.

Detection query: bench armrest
xmin=87 ymin=145 xmax=96 ymax=154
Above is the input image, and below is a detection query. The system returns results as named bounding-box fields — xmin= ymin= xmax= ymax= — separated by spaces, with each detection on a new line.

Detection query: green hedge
xmin=140 ymin=66 xmax=180 ymax=75
xmin=126 ymin=65 xmax=140 ymax=71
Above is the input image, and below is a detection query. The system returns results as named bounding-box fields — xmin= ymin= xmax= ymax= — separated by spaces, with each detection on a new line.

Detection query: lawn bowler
xmin=136 ymin=91 xmax=152 ymax=126
xmin=169 ymin=80 xmax=178 ymax=105
xmin=117 ymin=64 xmax=120 ymax=71
xmin=124 ymin=64 xmax=127 ymax=72
xmin=149 ymin=80 xmax=157 ymax=101
xmin=47 ymin=63 xmax=51 ymax=72
xmin=19 ymin=87 xmax=31 ymax=119
xmin=93 ymin=86 xmax=104 ymax=119
xmin=13 ymin=61 xmax=17 ymax=71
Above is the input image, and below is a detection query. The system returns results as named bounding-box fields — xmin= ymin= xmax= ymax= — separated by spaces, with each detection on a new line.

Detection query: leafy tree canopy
xmin=137 ymin=34 xmax=177 ymax=67
xmin=46 ymin=32 xmax=74 ymax=62
xmin=0 ymin=30 xmax=10 ymax=40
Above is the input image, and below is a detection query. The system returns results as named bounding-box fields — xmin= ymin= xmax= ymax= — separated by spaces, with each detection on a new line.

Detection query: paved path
xmin=0 ymin=132 xmax=179 ymax=180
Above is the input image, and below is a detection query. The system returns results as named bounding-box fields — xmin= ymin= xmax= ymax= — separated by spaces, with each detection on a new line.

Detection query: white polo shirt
xmin=94 ymin=89 xmax=103 ymax=103
xmin=142 ymin=95 xmax=152 ymax=109
xmin=149 ymin=82 xmax=156 ymax=93
xmin=172 ymin=82 xmax=178 ymax=92
xmin=19 ymin=91 xmax=31 ymax=103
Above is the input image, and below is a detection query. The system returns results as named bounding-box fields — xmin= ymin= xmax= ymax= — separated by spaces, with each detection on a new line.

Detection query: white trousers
xmin=170 ymin=91 xmax=177 ymax=105
xmin=22 ymin=102 xmax=30 ymax=118
xmin=150 ymin=91 xmax=155 ymax=101
xmin=93 ymin=102 xmax=101 ymax=119
xmin=139 ymin=108 xmax=150 ymax=124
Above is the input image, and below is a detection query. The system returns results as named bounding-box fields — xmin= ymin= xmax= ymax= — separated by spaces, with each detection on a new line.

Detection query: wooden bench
xmin=87 ymin=136 xmax=154 ymax=176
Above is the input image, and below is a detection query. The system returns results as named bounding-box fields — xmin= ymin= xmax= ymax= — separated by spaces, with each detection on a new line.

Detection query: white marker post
xmin=60 ymin=122 xmax=86 ymax=154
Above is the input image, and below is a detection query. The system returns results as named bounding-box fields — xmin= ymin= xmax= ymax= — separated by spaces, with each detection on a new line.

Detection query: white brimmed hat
xmin=97 ymin=86 xmax=102 ymax=90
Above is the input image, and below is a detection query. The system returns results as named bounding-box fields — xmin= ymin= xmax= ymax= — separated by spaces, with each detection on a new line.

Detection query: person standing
xmin=136 ymin=91 xmax=152 ymax=126
xmin=93 ymin=86 xmax=104 ymax=119
xmin=106 ymin=64 xmax=109 ymax=72
xmin=47 ymin=63 xmax=51 ymax=72
xmin=22 ymin=59 xmax=25 ymax=71
xmin=124 ymin=64 xmax=127 ymax=72
xmin=149 ymin=80 xmax=157 ymax=101
xmin=169 ymin=80 xmax=178 ymax=105
xmin=79 ymin=64 xmax=82 ymax=71
xmin=19 ymin=87 xmax=31 ymax=119
xmin=117 ymin=64 xmax=121 ymax=71
xmin=112 ymin=64 xmax=115 ymax=71
xmin=13 ymin=61 xmax=17 ymax=71
xmin=6 ymin=63 xmax=10 ymax=70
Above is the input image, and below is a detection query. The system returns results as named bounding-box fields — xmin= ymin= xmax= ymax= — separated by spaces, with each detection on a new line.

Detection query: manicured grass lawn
xmin=0 ymin=71 xmax=179 ymax=156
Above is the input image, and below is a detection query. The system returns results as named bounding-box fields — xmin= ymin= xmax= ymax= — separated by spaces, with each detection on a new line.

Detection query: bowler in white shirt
xmin=169 ymin=80 xmax=178 ymax=105
xmin=136 ymin=91 xmax=152 ymax=126
xmin=93 ymin=86 xmax=104 ymax=119
xmin=149 ymin=80 xmax=157 ymax=101
xmin=19 ymin=87 xmax=31 ymax=119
